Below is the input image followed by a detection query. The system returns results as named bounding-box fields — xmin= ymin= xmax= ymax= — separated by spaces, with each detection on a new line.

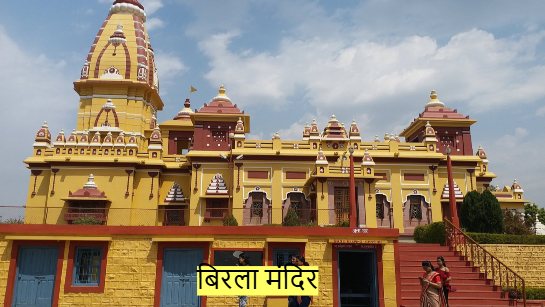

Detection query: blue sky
xmin=1 ymin=0 xmax=545 ymax=218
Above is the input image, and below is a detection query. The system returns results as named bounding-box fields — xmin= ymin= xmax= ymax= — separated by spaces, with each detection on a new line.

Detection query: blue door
xmin=13 ymin=246 xmax=59 ymax=307
xmin=160 ymin=248 xmax=202 ymax=307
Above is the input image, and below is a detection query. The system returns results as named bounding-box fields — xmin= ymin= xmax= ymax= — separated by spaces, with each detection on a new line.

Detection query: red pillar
xmin=349 ymin=148 xmax=357 ymax=228
xmin=446 ymin=150 xmax=460 ymax=227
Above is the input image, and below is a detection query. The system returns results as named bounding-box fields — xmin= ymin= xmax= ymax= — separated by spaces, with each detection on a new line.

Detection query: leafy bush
xmin=526 ymin=288 xmax=545 ymax=300
xmin=72 ymin=216 xmax=102 ymax=225
xmin=222 ymin=215 xmax=238 ymax=226
xmin=414 ymin=222 xmax=446 ymax=244
xmin=0 ymin=217 xmax=24 ymax=224
xmin=468 ymin=232 xmax=545 ymax=244
xmin=336 ymin=220 xmax=350 ymax=227
xmin=460 ymin=190 xmax=504 ymax=233
xmin=283 ymin=208 xmax=301 ymax=226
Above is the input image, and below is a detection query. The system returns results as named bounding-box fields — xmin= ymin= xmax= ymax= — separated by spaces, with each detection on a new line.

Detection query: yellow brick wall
xmin=0 ymin=240 xmax=12 ymax=304
xmin=382 ymin=242 xmax=397 ymax=307
xmin=0 ymin=237 xmax=397 ymax=306
xmin=483 ymin=244 xmax=545 ymax=288
xmin=58 ymin=239 xmax=157 ymax=306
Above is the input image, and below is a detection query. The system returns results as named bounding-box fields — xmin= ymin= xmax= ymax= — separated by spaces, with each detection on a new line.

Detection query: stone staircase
xmin=398 ymin=243 xmax=513 ymax=307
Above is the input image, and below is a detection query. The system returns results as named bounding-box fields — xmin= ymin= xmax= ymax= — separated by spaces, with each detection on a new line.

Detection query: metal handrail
xmin=443 ymin=219 xmax=526 ymax=306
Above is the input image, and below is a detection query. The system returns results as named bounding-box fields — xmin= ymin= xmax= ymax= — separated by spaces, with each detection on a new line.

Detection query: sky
xmin=1 ymin=0 xmax=544 ymax=218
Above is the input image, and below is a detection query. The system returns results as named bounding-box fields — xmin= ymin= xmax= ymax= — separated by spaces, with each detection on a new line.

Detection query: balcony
xmin=18 ymin=205 xmax=355 ymax=227
xmin=64 ymin=207 xmax=108 ymax=225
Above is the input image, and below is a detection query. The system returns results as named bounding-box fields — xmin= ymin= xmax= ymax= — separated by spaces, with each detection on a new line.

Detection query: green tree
xmin=283 ymin=208 xmax=301 ymax=226
xmin=460 ymin=190 xmax=504 ymax=233
xmin=537 ymin=207 xmax=545 ymax=225
xmin=524 ymin=203 xmax=539 ymax=234
xmin=460 ymin=191 xmax=481 ymax=231
xmin=504 ymin=209 xmax=532 ymax=235
xmin=222 ymin=215 xmax=239 ymax=226
xmin=481 ymin=190 xmax=504 ymax=233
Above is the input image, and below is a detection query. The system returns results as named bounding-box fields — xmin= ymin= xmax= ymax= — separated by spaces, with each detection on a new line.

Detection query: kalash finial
xmin=426 ymin=90 xmax=445 ymax=108
xmin=218 ymin=84 xmax=226 ymax=96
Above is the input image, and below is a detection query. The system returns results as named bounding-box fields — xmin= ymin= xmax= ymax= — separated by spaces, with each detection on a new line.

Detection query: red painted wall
xmin=192 ymin=121 xmax=236 ymax=151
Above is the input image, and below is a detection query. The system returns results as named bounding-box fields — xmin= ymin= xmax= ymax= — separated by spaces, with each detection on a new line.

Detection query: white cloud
xmin=154 ymin=51 xmax=187 ymax=81
xmin=141 ymin=0 xmax=163 ymax=15
xmin=496 ymin=127 xmax=529 ymax=148
xmin=199 ymin=29 xmax=545 ymax=116
xmin=146 ymin=17 xmax=165 ymax=31
xmin=488 ymin=126 xmax=545 ymax=205
xmin=0 ymin=26 xmax=76 ymax=215
xmin=537 ymin=105 xmax=545 ymax=117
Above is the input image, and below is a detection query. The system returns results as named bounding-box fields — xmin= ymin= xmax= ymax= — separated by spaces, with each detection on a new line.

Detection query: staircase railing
xmin=444 ymin=219 xmax=526 ymax=306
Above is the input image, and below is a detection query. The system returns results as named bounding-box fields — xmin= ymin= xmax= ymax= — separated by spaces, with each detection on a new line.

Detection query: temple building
xmin=0 ymin=1 xmax=529 ymax=307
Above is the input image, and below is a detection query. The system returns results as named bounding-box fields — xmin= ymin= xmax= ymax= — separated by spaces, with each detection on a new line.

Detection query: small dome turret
xmin=114 ymin=132 xmax=126 ymax=147
xmin=476 ymin=145 xmax=487 ymax=160
xmin=54 ymin=129 xmax=66 ymax=146
xmin=315 ymin=146 xmax=328 ymax=165
xmin=90 ymin=131 xmax=102 ymax=146
xmin=511 ymin=179 xmax=524 ymax=193
xmin=66 ymin=129 xmax=78 ymax=146
xmin=149 ymin=126 xmax=162 ymax=144
xmin=302 ymin=123 xmax=311 ymax=140
xmin=174 ymin=98 xmax=194 ymax=120
xmin=309 ymin=119 xmax=320 ymax=139
xmin=362 ymin=149 xmax=375 ymax=166
xmin=235 ymin=117 xmax=245 ymax=134
xmin=425 ymin=121 xmax=436 ymax=136
xmin=103 ymin=131 xmax=114 ymax=146
xmin=349 ymin=120 xmax=361 ymax=140
xmin=34 ymin=121 xmax=51 ymax=144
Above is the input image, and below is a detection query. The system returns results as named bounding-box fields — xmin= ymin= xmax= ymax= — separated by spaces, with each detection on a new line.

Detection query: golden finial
xmin=426 ymin=90 xmax=445 ymax=107
xmin=218 ymin=84 xmax=226 ymax=96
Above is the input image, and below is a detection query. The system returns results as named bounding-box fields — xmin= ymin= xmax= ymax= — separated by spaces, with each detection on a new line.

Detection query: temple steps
xmin=398 ymin=243 xmax=512 ymax=307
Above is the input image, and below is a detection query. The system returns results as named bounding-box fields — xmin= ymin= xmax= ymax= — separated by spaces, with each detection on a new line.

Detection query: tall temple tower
xmin=75 ymin=0 xmax=163 ymax=151
xmin=400 ymin=90 xmax=476 ymax=155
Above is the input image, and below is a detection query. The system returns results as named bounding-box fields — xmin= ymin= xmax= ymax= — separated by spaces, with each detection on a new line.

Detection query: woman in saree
xmin=419 ymin=260 xmax=446 ymax=307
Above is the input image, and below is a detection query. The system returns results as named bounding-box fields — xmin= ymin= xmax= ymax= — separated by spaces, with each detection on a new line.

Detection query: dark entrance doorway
xmin=337 ymin=250 xmax=378 ymax=307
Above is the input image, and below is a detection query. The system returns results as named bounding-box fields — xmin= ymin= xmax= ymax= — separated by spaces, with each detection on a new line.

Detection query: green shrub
xmin=73 ymin=216 xmax=102 ymax=225
xmin=336 ymin=220 xmax=350 ymax=227
xmin=526 ymin=288 xmax=545 ymax=300
xmin=222 ymin=215 xmax=238 ymax=226
xmin=283 ymin=208 xmax=301 ymax=226
xmin=414 ymin=222 xmax=446 ymax=244
xmin=468 ymin=232 xmax=545 ymax=244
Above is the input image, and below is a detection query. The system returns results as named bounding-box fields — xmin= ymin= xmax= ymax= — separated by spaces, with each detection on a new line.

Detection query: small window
xmin=73 ymin=247 xmax=102 ymax=286
xmin=65 ymin=242 xmax=108 ymax=293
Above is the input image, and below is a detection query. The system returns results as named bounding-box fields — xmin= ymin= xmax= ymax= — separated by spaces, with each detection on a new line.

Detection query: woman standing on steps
xmin=419 ymin=260 xmax=446 ymax=307
xmin=436 ymin=256 xmax=452 ymax=307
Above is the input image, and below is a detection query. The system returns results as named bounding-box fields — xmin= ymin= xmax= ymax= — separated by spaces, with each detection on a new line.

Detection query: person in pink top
xmin=435 ymin=256 xmax=452 ymax=306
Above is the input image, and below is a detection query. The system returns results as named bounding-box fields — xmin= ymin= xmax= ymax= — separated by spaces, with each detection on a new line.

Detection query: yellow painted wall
xmin=483 ymin=244 xmax=545 ymax=288
xmin=0 ymin=240 xmax=11 ymax=304
xmin=57 ymin=239 xmax=157 ymax=306
xmin=0 ymin=236 xmax=397 ymax=307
